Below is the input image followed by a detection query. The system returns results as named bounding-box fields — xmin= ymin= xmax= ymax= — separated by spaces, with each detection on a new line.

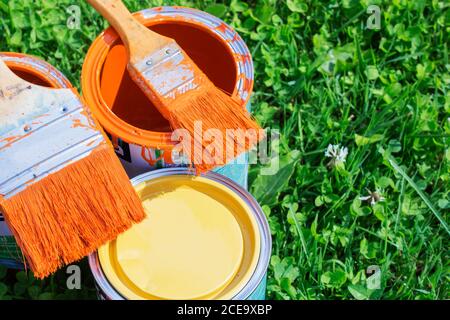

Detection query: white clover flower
xmin=325 ymin=144 xmax=348 ymax=167
xmin=359 ymin=189 xmax=386 ymax=206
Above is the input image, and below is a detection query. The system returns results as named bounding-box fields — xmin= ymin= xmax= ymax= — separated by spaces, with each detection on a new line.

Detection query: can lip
xmin=81 ymin=6 xmax=254 ymax=148
xmin=0 ymin=52 xmax=72 ymax=89
xmin=89 ymin=168 xmax=271 ymax=300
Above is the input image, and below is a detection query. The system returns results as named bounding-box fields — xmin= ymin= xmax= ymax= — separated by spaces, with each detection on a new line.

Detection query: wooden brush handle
xmin=87 ymin=0 xmax=174 ymax=64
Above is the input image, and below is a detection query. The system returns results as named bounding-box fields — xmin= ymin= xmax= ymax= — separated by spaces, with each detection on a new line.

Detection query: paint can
xmin=89 ymin=168 xmax=271 ymax=300
xmin=82 ymin=6 xmax=254 ymax=188
xmin=0 ymin=52 xmax=72 ymax=269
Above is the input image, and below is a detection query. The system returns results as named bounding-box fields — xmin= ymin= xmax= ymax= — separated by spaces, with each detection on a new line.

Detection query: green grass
xmin=0 ymin=0 xmax=449 ymax=300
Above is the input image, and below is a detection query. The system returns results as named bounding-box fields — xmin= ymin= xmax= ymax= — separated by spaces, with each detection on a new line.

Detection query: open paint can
xmin=89 ymin=168 xmax=271 ymax=300
xmin=0 ymin=52 xmax=72 ymax=269
xmin=82 ymin=6 xmax=254 ymax=188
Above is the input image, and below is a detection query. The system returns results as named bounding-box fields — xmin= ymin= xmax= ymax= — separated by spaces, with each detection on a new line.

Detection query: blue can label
xmin=246 ymin=274 xmax=267 ymax=300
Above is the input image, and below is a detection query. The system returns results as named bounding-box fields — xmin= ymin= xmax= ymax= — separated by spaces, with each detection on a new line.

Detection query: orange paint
xmin=86 ymin=139 xmax=100 ymax=147
xmin=0 ymin=132 xmax=32 ymax=151
xmin=87 ymin=18 xmax=238 ymax=139
xmin=9 ymin=70 xmax=51 ymax=87
xmin=235 ymin=53 xmax=252 ymax=65
xmin=100 ymin=44 xmax=172 ymax=133
xmin=215 ymin=23 xmax=229 ymax=35
xmin=79 ymin=103 xmax=99 ymax=129
xmin=227 ymin=32 xmax=240 ymax=44
xmin=71 ymin=118 xmax=91 ymax=130
xmin=243 ymin=77 xmax=253 ymax=93
xmin=163 ymin=149 xmax=172 ymax=163
xmin=0 ymin=135 xmax=23 ymax=144
xmin=33 ymin=114 xmax=50 ymax=119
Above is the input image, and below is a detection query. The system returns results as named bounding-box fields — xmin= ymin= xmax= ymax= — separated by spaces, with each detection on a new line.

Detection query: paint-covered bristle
xmin=167 ymin=80 xmax=264 ymax=173
xmin=0 ymin=145 xmax=145 ymax=278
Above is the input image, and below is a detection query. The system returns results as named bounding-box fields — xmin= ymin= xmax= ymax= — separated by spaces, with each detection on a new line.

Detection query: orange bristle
xmin=167 ymin=81 xmax=264 ymax=174
xmin=0 ymin=144 xmax=145 ymax=278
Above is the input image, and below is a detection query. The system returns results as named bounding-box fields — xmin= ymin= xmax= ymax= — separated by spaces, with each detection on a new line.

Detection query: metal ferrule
xmin=0 ymin=90 xmax=105 ymax=199
xmin=132 ymin=42 xmax=198 ymax=101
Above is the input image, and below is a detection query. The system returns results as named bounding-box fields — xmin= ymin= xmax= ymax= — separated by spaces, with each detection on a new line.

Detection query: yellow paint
xmin=98 ymin=175 xmax=260 ymax=300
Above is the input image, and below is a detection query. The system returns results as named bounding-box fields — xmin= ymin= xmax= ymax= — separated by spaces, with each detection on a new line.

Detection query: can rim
xmin=88 ymin=168 xmax=271 ymax=300
xmin=81 ymin=6 xmax=254 ymax=148
xmin=0 ymin=52 xmax=72 ymax=89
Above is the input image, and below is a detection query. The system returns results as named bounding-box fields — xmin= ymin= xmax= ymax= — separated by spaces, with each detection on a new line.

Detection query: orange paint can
xmin=82 ymin=6 xmax=254 ymax=187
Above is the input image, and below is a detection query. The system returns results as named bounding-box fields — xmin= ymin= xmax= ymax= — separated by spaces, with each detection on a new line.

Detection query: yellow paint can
xmin=89 ymin=168 xmax=271 ymax=300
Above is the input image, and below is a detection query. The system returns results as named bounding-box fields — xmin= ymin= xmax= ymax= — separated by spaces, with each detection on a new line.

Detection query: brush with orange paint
xmin=0 ymin=58 xmax=145 ymax=278
xmin=87 ymin=0 xmax=263 ymax=173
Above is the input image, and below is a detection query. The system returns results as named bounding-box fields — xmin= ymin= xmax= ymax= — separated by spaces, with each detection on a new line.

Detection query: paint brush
xmin=87 ymin=0 xmax=264 ymax=173
xmin=0 ymin=58 xmax=145 ymax=278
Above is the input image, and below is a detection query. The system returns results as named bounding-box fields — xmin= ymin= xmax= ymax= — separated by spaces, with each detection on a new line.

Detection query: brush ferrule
xmin=0 ymin=91 xmax=105 ymax=199
xmin=130 ymin=43 xmax=199 ymax=101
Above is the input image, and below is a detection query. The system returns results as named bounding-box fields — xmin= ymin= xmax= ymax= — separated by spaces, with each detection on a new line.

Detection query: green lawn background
xmin=0 ymin=0 xmax=448 ymax=300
